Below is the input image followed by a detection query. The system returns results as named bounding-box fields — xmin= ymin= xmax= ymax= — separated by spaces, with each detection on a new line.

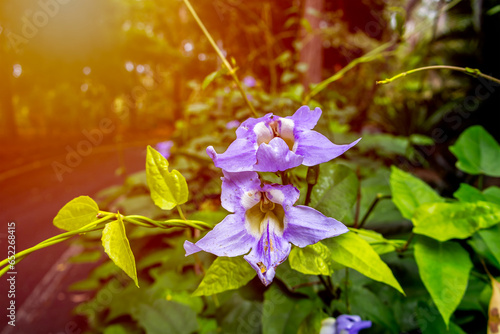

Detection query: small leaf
xmin=192 ymin=256 xmax=256 ymax=296
xmin=146 ymin=146 xmax=188 ymax=210
xmin=454 ymin=184 xmax=500 ymax=205
xmin=202 ymin=70 xmax=219 ymax=90
xmin=449 ymin=125 xmax=500 ymax=177
xmin=414 ymin=237 xmax=473 ymax=327
xmin=101 ymin=215 xmax=139 ymax=287
xmin=390 ymin=166 xmax=443 ymax=220
xmin=323 ymin=232 xmax=404 ymax=294
xmin=310 ymin=163 xmax=358 ymax=221
xmin=412 ymin=201 xmax=500 ymax=241
xmin=289 ymin=242 xmax=333 ymax=276
xmin=53 ymin=196 xmax=99 ymax=231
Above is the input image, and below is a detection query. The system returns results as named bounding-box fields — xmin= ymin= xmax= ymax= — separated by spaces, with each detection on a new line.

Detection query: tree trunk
xmin=299 ymin=0 xmax=324 ymax=89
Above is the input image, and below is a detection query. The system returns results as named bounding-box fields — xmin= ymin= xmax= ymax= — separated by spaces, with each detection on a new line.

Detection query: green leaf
xmin=297 ymin=310 xmax=327 ymax=334
xmin=454 ymin=183 xmax=500 ymax=205
xmin=146 ymin=146 xmax=188 ymax=210
xmin=53 ymin=196 xmax=99 ymax=231
xmin=416 ymin=301 xmax=467 ymax=334
xmin=289 ymin=242 xmax=333 ymax=275
xmin=412 ymin=201 xmax=500 ymax=241
xmin=449 ymin=125 xmax=500 ymax=177
xmin=390 ymin=166 xmax=443 ymax=220
xmin=345 ymin=285 xmax=399 ymax=333
xmin=262 ymin=285 xmax=317 ymax=334
xmin=101 ymin=215 xmax=139 ymax=287
xmin=323 ymin=232 xmax=404 ymax=294
xmin=472 ymin=225 xmax=500 ymax=269
xmin=414 ymin=237 xmax=473 ymax=327
xmin=310 ymin=163 xmax=358 ymax=221
xmin=353 ymin=228 xmax=405 ymax=255
xmin=192 ymin=256 xmax=256 ymax=296
xmin=202 ymin=70 xmax=219 ymax=90
xmin=132 ymin=300 xmax=198 ymax=334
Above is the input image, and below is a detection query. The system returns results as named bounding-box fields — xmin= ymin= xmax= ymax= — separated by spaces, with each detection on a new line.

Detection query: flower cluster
xmin=184 ymin=106 xmax=360 ymax=285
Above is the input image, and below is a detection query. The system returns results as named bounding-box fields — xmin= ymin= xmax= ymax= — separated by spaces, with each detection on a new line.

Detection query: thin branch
xmin=376 ymin=65 xmax=500 ymax=85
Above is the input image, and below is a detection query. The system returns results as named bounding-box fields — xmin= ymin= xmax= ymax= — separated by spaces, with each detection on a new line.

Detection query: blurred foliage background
xmin=2 ymin=0 xmax=500 ymax=332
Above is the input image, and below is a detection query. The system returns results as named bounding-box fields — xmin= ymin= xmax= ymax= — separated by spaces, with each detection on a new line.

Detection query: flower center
xmin=255 ymin=119 xmax=295 ymax=151
xmin=245 ymin=192 xmax=285 ymax=238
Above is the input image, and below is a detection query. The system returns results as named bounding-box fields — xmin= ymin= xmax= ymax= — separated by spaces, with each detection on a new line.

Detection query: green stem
xmin=280 ymin=170 xmax=289 ymax=186
xmin=177 ymin=205 xmax=187 ymax=221
xmin=345 ymin=268 xmax=350 ymax=313
xmin=376 ymin=65 xmax=500 ymax=85
xmin=478 ymin=174 xmax=484 ymax=191
xmin=358 ymin=194 xmax=391 ymax=229
xmin=181 ymin=0 xmax=257 ymax=117
xmin=398 ymin=232 xmax=414 ymax=253
xmin=304 ymin=41 xmax=394 ymax=103
xmin=0 ymin=213 xmax=212 ymax=277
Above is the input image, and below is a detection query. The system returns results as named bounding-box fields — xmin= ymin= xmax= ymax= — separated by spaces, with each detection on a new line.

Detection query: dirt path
xmin=0 ymin=144 xmax=150 ymax=333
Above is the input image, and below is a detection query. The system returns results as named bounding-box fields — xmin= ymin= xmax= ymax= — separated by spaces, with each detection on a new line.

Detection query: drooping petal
xmin=287 ymin=106 xmax=322 ymax=130
xmin=207 ymin=138 xmax=257 ymax=172
xmin=253 ymin=137 xmax=303 ymax=172
xmin=262 ymin=183 xmax=300 ymax=209
xmin=283 ymin=206 xmax=348 ymax=247
xmin=221 ymin=171 xmax=261 ymax=212
xmin=295 ymin=130 xmax=361 ymax=166
xmin=244 ymin=217 xmax=291 ymax=285
xmin=184 ymin=213 xmax=255 ymax=257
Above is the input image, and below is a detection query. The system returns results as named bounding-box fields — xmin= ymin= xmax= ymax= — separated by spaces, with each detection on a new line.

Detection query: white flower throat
xmin=245 ymin=192 xmax=285 ymax=239
xmin=254 ymin=119 xmax=296 ymax=151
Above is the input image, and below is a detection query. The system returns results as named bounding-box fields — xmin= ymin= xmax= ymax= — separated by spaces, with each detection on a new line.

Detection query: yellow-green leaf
xmin=412 ymin=201 xmax=500 ymax=242
xmin=146 ymin=145 xmax=188 ymax=210
xmin=192 ymin=257 xmax=256 ymax=296
xmin=390 ymin=166 xmax=443 ymax=220
xmin=53 ymin=196 xmax=99 ymax=231
xmin=289 ymin=242 xmax=333 ymax=276
xmin=101 ymin=215 xmax=139 ymax=287
xmin=323 ymin=232 xmax=404 ymax=294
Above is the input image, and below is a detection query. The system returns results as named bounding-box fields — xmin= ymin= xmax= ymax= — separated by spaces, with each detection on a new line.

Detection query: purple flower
xmin=243 ymin=76 xmax=256 ymax=87
xmin=206 ymin=106 xmax=361 ymax=173
xmin=335 ymin=315 xmax=372 ymax=334
xmin=156 ymin=140 xmax=173 ymax=159
xmin=184 ymin=171 xmax=348 ymax=285
xmin=226 ymin=120 xmax=241 ymax=130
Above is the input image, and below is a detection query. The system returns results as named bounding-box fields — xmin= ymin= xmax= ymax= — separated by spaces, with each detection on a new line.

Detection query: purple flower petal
xmin=207 ymin=138 xmax=257 ymax=172
xmin=283 ymin=206 xmax=348 ymax=247
xmin=337 ymin=315 xmax=372 ymax=334
xmin=221 ymin=171 xmax=261 ymax=212
xmin=244 ymin=219 xmax=291 ymax=285
xmin=287 ymin=106 xmax=322 ymax=130
xmin=295 ymin=130 xmax=361 ymax=166
xmin=226 ymin=120 xmax=241 ymax=129
xmin=156 ymin=140 xmax=174 ymax=159
xmin=253 ymin=137 xmax=303 ymax=172
xmin=185 ymin=213 xmax=255 ymax=257
xmin=262 ymin=183 xmax=300 ymax=208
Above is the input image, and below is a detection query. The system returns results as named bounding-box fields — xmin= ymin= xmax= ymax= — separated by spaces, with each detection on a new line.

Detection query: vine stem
xmin=376 ymin=65 xmax=500 ymax=85
xmin=358 ymin=194 xmax=391 ymax=229
xmin=0 ymin=213 xmax=212 ymax=277
xmin=181 ymin=0 xmax=257 ymax=117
